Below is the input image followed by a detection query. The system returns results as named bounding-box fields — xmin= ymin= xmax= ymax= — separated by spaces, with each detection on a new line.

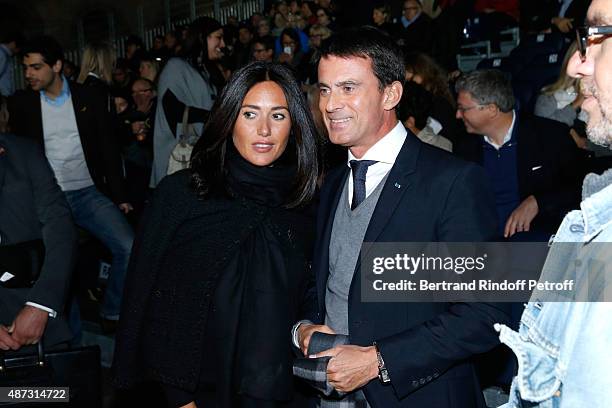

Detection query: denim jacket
xmin=495 ymin=169 xmax=612 ymax=408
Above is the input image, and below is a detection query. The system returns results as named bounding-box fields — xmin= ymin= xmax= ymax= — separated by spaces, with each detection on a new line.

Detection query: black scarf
xmin=225 ymin=140 xmax=297 ymax=208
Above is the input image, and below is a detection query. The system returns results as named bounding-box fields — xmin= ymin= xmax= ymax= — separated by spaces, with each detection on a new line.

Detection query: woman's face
xmin=373 ymin=9 xmax=386 ymax=25
xmin=317 ymin=9 xmax=330 ymax=26
xmin=258 ymin=21 xmax=271 ymax=37
xmin=233 ymin=81 xmax=291 ymax=167
xmin=207 ymin=29 xmax=225 ymax=60
xmin=405 ymin=69 xmax=423 ymax=84
xmin=281 ymin=34 xmax=298 ymax=54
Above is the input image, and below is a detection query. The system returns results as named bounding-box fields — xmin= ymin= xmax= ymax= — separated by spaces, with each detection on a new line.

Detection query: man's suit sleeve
xmin=25 ymin=142 xmax=77 ymax=313
xmin=375 ymin=163 xmax=510 ymax=399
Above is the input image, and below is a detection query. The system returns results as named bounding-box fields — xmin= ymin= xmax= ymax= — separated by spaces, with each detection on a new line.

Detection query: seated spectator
xmin=398 ymin=0 xmax=434 ymax=54
xmin=0 ymin=30 xmax=24 ymax=97
xmin=257 ymin=18 xmax=272 ymax=38
xmin=62 ymin=59 xmax=79 ymax=81
xmin=112 ymin=58 xmax=135 ymax=94
xmin=400 ymin=81 xmax=453 ymax=152
xmin=139 ymin=53 xmax=160 ymax=83
xmin=454 ymin=69 xmax=582 ymax=240
xmin=125 ymin=35 xmax=145 ymax=75
xmin=315 ymin=7 xmax=336 ymax=31
xmin=277 ymin=28 xmax=306 ymax=79
xmin=233 ymin=23 xmax=255 ymax=69
xmin=372 ymin=3 xmax=399 ymax=37
xmin=273 ymin=0 xmax=291 ymax=33
xmin=164 ymin=29 xmax=181 ymax=55
xmin=302 ymin=24 xmax=332 ymax=88
xmin=404 ymin=51 xmax=461 ymax=144
xmin=252 ymin=35 xmax=275 ymax=62
xmin=301 ymin=1 xmax=318 ymax=28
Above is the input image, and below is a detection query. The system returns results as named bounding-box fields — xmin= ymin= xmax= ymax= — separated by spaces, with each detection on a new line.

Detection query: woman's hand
xmin=179 ymin=402 xmax=197 ymax=408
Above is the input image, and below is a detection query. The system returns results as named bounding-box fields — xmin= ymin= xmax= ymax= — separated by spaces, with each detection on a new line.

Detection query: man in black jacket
xmin=8 ymin=36 xmax=134 ymax=326
xmin=0 ymin=132 xmax=77 ymax=350
xmin=454 ymin=69 xmax=582 ymax=240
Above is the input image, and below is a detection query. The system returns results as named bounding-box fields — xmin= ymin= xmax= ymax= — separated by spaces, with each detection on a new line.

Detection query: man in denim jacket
xmin=495 ymin=0 xmax=612 ymax=406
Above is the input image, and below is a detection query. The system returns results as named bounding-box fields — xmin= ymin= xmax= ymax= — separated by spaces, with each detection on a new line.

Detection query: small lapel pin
xmin=394 ymin=182 xmax=401 ymax=189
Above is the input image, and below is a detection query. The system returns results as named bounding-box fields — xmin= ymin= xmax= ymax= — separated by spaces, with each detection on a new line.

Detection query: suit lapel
xmin=363 ymin=133 xmax=419 ymax=244
xmin=69 ymin=84 xmax=92 ymax=155
xmin=315 ymin=166 xmax=349 ymax=313
xmin=514 ymin=114 xmax=529 ymax=197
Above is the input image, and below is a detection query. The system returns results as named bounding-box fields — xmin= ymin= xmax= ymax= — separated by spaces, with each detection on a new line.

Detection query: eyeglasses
xmin=253 ymin=48 xmax=267 ymax=53
xmin=456 ymin=105 xmax=486 ymax=113
xmin=576 ymin=25 xmax=612 ymax=61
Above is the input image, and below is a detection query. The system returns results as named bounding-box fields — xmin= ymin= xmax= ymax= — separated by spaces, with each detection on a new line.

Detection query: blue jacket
xmin=497 ymin=169 xmax=612 ymax=407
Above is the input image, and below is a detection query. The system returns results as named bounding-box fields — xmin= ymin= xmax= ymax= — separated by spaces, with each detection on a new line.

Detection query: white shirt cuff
xmin=292 ymin=319 xmax=314 ymax=349
xmin=25 ymin=302 xmax=57 ymax=318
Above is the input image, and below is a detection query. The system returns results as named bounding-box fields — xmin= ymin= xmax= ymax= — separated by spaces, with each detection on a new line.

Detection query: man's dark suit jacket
xmin=7 ymin=82 xmax=127 ymax=204
xmin=310 ymin=133 xmax=511 ymax=408
xmin=0 ymin=134 xmax=77 ymax=346
xmin=454 ymin=113 xmax=582 ymax=235
xmin=400 ymin=13 xmax=434 ymax=55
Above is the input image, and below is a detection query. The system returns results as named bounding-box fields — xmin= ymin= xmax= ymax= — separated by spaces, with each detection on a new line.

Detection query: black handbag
xmin=0 ymin=240 xmax=45 ymax=289
xmin=0 ymin=342 xmax=102 ymax=407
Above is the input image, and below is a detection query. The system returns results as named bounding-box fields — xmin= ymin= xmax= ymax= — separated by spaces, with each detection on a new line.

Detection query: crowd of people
xmin=1 ymin=0 xmax=611 ymax=407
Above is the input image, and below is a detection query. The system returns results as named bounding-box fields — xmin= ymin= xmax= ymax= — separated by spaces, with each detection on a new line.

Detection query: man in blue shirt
xmin=0 ymin=31 xmax=23 ymax=97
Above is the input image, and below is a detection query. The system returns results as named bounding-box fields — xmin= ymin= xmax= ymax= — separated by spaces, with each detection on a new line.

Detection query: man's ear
xmin=383 ymin=81 xmax=403 ymax=111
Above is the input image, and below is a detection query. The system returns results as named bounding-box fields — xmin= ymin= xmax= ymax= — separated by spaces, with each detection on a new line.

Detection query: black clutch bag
xmin=0 ymin=240 xmax=45 ymax=289
xmin=0 ymin=342 xmax=102 ymax=407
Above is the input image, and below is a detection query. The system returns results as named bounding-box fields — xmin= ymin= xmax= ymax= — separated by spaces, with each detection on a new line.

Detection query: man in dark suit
xmin=0 ymin=132 xmax=77 ymax=350
xmin=7 ymin=36 xmax=134 ymax=327
xmin=454 ymin=69 xmax=582 ymax=240
xmin=294 ymin=27 xmax=510 ymax=408
xmin=398 ymin=0 xmax=434 ymax=55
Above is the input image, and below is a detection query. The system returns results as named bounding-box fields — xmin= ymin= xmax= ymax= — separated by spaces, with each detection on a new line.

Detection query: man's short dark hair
xmin=318 ymin=26 xmax=404 ymax=90
xmin=21 ymin=36 xmax=64 ymax=68
xmin=455 ymin=69 xmax=515 ymax=113
xmin=254 ymin=35 xmax=275 ymax=52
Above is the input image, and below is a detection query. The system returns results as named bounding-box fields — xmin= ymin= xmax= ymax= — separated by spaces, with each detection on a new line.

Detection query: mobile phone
xmin=283 ymin=46 xmax=293 ymax=55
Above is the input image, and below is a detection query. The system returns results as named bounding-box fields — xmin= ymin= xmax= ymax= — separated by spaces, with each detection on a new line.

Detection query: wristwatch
xmin=373 ymin=342 xmax=391 ymax=384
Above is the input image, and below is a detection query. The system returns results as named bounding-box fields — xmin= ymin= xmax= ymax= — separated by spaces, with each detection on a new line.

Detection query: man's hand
xmin=8 ymin=305 xmax=49 ymax=347
xmin=312 ymin=345 xmax=379 ymax=393
xmin=0 ymin=325 xmax=21 ymax=351
xmin=297 ymin=323 xmax=335 ymax=356
xmin=118 ymin=203 xmax=133 ymax=214
xmin=504 ymin=195 xmax=539 ymax=238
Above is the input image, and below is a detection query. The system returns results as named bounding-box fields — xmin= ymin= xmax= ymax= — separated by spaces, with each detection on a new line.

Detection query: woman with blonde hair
xmin=77 ymin=42 xmax=116 ymax=87
xmin=534 ymin=42 xmax=584 ymax=127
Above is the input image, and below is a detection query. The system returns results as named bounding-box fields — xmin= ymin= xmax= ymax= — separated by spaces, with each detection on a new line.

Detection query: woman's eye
xmin=243 ymin=111 xmax=256 ymax=119
xmin=272 ymin=113 xmax=286 ymax=120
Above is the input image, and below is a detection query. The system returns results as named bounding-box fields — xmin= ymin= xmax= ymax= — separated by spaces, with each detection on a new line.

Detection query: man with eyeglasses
xmin=494 ymin=0 xmax=612 ymax=406
xmin=251 ymin=36 xmax=275 ymax=63
xmin=454 ymin=69 xmax=582 ymax=241
xmin=398 ymin=0 xmax=433 ymax=54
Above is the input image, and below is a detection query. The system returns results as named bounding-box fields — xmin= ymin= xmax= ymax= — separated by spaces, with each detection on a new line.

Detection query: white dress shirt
xmin=346 ymin=121 xmax=407 ymax=205
xmin=484 ymin=111 xmax=516 ymax=150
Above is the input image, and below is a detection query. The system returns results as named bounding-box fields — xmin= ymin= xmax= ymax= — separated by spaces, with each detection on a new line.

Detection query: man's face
xmin=318 ymin=55 xmax=389 ymax=155
xmin=23 ymin=53 xmax=61 ymax=92
xmin=253 ymin=43 xmax=273 ymax=62
xmin=403 ymin=0 xmax=421 ymax=21
xmin=567 ymin=0 xmax=612 ymax=146
xmin=239 ymin=28 xmax=252 ymax=45
xmin=456 ymin=91 xmax=490 ymax=135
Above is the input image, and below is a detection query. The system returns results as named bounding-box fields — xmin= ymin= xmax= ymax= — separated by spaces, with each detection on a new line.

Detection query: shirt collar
xmin=347 ymin=121 xmax=407 ymax=167
xmin=484 ymin=110 xmax=516 ymax=150
xmin=580 ymin=169 xmax=612 ymax=240
xmin=40 ymin=76 xmax=71 ymax=107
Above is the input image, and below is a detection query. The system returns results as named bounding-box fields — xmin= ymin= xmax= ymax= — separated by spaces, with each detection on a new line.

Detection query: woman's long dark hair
xmin=179 ymin=16 xmax=226 ymax=90
xmin=190 ymin=61 xmax=319 ymax=208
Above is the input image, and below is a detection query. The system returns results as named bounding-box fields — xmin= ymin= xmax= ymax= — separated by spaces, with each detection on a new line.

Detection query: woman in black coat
xmin=112 ymin=62 xmax=319 ymax=408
